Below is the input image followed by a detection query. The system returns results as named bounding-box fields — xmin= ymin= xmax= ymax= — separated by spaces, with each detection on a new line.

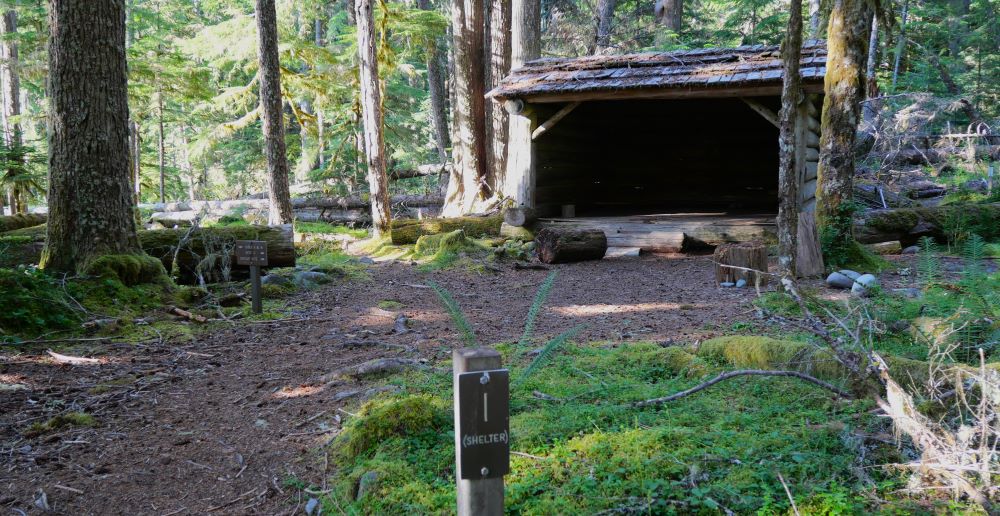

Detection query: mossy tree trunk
xmin=815 ymin=0 xmax=872 ymax=247
xmin=254 ymin=0 xmax=295 ymax=225
xmin=41 ymin=0 xmax=144 ymax=274
xmin=777 ymin=0 xmax=803 ymax=277
xmin=354 ymin=0 xmax=392 ymax=237
xmin=1 ymin=9 xmax=25 ymax=214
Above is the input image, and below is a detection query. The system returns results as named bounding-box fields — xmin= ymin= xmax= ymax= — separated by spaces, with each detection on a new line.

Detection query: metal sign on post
xmin=235 ymin=240 xmax=268 ymax=314
xmin=453 ymin=348 xmax=508 ymax=516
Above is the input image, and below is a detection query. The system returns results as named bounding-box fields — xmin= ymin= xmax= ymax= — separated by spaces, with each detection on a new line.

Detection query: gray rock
xmin=963 ymin=178 xmax=989 ymax=193
xmin=261 ymin=274 xmax=291 ymax=286
xmin=720 ymin=282 xmax=735 ymax=288
xmin=357 ymin=471 xmax=379 ymax=500
xmin=358 ymin=256 xmax=375 ymax=265
xmin=305 ymin=497 xmax=320 ymax=516
xmin=851 ymin=274 xmax=879 ymax=297
xmin=294 ymin=271 xmax=332 ymax=286
xmin=892 ymin=287 xmax=923 ymax=299
xmin=902 ymin=245 xmax=920 ymax=254
xmin=825 ymin=272 xmax=854 ymax=289
xmin=735 ymin=279 xmax=747 ymax=288
xmin=838 ymin=270 xmax=862 ymax=281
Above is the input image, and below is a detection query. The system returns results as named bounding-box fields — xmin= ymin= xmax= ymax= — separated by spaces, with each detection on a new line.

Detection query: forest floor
xmin=1 ymin=253 xmax=924 ymax=515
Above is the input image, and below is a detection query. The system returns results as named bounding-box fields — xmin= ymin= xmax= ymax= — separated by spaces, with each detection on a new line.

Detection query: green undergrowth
xmin=318 ymin=339 xmax=951 ymax=514
xmin=295 ymin=221 xmax=369 ymax=239
xmin=24 ymin=411 xmax=97 ymax=437
xmin=296 ymin=242 xmax=369 ymax=280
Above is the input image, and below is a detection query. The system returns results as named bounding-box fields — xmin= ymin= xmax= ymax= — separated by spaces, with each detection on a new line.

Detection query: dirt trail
xmin=1 ymin=255 xmax=795 ymax=515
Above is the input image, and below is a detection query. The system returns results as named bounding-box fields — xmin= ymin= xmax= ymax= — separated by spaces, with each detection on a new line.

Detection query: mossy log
xmin=853 ymin=203 xmax=1000 ymax=246
xmin=1 ymin=224 xmax=294 ymax=281
xmin=535 ymin=227 xmax=607 ymax=264
xmin=390 ymin=214 xmax=503 ymax=245
xmin=0 ymin=213 xmax=46 ymax=232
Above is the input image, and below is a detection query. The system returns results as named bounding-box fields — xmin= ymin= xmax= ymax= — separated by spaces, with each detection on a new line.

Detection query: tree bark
xmin=129 ymin=119 xmax=141 ymax=204
xmin=442 ymin=0 xmax=491 ymax=215
xmin=418 ymin=0 xmax=451 ymax=164
xmin=254 ymin=0 xmax=294 ymax=225
xmin=535 ymin=227 xmax=607 ymax=264
xmin=41 ymin=0 xmax=144 ymax=273
xmin=157 ymin=88 xmax=166 ymax=202
xmin=862 ymin=17 xmax=879 ymax=125
xmin=1 ymin=9 xmax=25 ymax=214
xmin=808 ymin=0 xmax=821 ymax=38
xmin=815 ymin=0 xmax=871 ymax=238
xmin=486 ymin=0 xmax=511 ymax=196
xmin=592 ymin=0 xmax=617 ymax=54
xmin=654 ymin=0 xmax=682 ymax=44
xmin=503 ymin=0 xmax=540 ymax=206
xmin=355 ymin=0 xmax=391 ymax=237
xmin=890 ymin=0 xmax=908 ymax=90
xmin=777 ymin=0 xmax=802 ymax=277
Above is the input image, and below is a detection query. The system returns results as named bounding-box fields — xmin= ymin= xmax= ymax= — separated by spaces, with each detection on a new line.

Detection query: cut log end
xmin=713 ymin=241 xmax=769 ymax=286
xmin=535 ymin=227 xmax=608 ymax=264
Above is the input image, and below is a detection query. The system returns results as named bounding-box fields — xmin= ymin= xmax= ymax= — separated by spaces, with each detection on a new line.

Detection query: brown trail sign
xmin=235 ymin=240 xmax=268 ymax=313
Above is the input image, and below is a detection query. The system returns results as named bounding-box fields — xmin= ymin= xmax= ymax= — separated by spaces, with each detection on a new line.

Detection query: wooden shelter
xmin=488 ymin=41 xmax=827 ymax=252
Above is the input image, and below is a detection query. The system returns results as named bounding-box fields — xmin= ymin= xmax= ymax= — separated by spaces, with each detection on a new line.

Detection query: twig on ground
xmin=46 ymin=350 xmax=102 ymax=365
xmin=777 ymin=471 xmax=800 ymax=516
xmin=634 ymin=369 xmax=851 ymax=407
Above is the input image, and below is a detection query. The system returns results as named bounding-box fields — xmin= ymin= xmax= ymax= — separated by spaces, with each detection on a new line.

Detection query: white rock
xmin=826 ymin=272 xmax=854 ymax=289
xmin=851 ymin=274 xmax=879 ymax=297
xmin=838 ymin=270 xmax=862 ymax=281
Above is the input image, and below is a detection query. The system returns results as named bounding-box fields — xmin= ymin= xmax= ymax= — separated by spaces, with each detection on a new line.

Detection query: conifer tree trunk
xmin=355 ymin=0 xmax=391 ymax=236
xmin=503 ymin=0 xmax=540 ymax=205
xmin=815 ymin=0 xmax=872 ymax=238
xmin=41 ymin=0 xmax=144 ymax=273
xmin=157 ymin=89 xmax=166 ymax=202
xmin=442 ymin=0 xmax=490 ymax=215
xmin=254 ymin=0 xmax=294 ymax=225
xmin=592 ymin=0 xmax=617 ymax=53
xmin=1 ymin=9 xmax=24 ymax=213
xmin=486 ymin=0 xmax=511 ymax=195
xmin=654 ymin=0 xmax=682 ymax=44
xmin=778 ymin=0 xmax=803 ymax=277
xmin=418 ymin=0 xmax=450 ymax=164
xmin=808 ymin=0 xmax=821 ymax=38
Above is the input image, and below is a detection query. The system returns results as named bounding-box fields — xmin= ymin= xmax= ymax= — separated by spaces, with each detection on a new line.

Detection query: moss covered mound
xmin=332 ymin=395 xmax=450 ymax=462
xmin=0 ymin=267 xmax=80 ymax=334
xmin=390 ymin=214 xmax=503 ymax=245
xmin=698 ymin=335 xmax=848 ymax=380
xmin=85 ymin=254 xmax=169 ymax=286
xmin=24 ymin=412 xmax=96 ymax=437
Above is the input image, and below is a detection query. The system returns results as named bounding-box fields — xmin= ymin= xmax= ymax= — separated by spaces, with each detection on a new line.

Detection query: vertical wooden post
xmin=250 ymin=265 xmax=262 ymax=314
xmin=453 ymin=348 xmax=504 ymax=516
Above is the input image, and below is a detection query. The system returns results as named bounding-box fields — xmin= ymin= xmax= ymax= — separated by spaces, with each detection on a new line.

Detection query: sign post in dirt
xmin=453 ymin=348 xmax=509 ymax=516
xmin=235 ymin=240 xmax=268 ymax=314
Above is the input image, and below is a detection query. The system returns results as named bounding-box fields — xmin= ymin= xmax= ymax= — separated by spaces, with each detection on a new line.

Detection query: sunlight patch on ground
xmin=273 ymin=384 xmax=326 ymax=399
xmin=549 ymin=302 xmax=704 ymax=316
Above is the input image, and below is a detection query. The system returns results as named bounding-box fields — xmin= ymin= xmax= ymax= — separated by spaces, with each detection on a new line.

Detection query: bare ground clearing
xmin=0 ymin=254 xmax=924 ymax=515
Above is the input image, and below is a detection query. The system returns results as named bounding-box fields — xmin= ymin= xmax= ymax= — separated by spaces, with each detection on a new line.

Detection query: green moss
xmin=0 ymin=213 xmax=46 ymax=233
xmin=413 ymin=229 xmax=489 ymax=271
xmin=0 ymin=267 xmax=80 ymax=335
xmin=84 ymin=254 xmax=169 ymax=286
xmin=332 ymin=395 xmax=451 ymax=462
xmin=377 ymin=300 xmax=404 ymax=310
xmin=295 ymin=221 xmax=368 ymax=238
xmin=697 ymin=335 xmax=849 ymax=380
xmin=259 ymin=283 xmax=294 ymax=299
xmin=177 ymin=286 xmax=209 ymax=304
xmin=24 ymin=412 xmax=97 ymax=437
xmin=390 ymin=214 xmax=503 ymax=245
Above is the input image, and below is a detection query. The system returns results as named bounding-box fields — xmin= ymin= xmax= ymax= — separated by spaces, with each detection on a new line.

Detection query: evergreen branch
xmin=427 ymin=280 xmax=477 ymax=348
xmin=516 ymin=324 xmax=584 ymax=387
xmin=518 ymin=271 xmax=558 ymax=348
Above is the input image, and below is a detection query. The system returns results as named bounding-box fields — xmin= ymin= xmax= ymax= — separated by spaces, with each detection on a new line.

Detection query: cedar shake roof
xmin=488 ymin=40 xmax=827 ymax=103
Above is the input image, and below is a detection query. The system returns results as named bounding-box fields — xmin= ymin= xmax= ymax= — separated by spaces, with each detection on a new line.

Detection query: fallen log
xmin=535 ymin=227 xmax=607 ymax=264
xmin=0 ymin=213 xmax=46 ymax=232
xmin=390 ymin=214 xmax=503 ymax=245
xmin=503 ymin=207 xmax=537 ymax=227
xmin=853 ymin=203 xmax=1000 ymax=246
xmin=877 ymin=144 xmax=1000 ymax=165
xmin=0 ymin=224 xmax=295 ymax=282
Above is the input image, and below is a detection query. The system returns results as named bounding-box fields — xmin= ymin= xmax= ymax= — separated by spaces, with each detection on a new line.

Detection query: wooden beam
xmin=532 ymin=102 xmax=581 ymax=140
xmin=740 ymin=97 xmax=780 ymax=128
xmin=504 ymin=82 xmax=825 ymax=104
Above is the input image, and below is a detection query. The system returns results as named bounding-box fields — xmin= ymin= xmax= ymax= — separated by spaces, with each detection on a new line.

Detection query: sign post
xmin=453 ymin=348 xmax=508 ymax=516
xmin=235 ymin=240 xmax=268 ymax=314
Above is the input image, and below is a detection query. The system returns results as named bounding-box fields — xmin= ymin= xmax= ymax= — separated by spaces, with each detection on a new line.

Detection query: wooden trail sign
xmin=453 ymin=348 xmax=508 ymax=516
xmin=235 ymin=240 xmax=267 ymax=313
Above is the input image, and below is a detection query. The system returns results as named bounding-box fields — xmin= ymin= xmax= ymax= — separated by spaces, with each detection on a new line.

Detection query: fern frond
xmin=917 ymin=236 xmax=940 ymax=285
xmin=516 ymin=324 xmax=584 ymax=387
xmin=962 ymin=234 xmax=987 ymax=283
xmin=518 ymin=271 xmax=558 ymax=348
xmin=427 ymin=280 xmax=477 ymax=348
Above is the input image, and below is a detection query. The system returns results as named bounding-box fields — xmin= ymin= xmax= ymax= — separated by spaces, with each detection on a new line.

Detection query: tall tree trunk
xmin=862 ymin=17 xmax=879 ymax=125
xmin=255 ymin=0 xmax=294 ymax=225
xmin=808 ymin=0 xmax=821 ymax=38
xmin=315 ymin=12 xmax=326 ymax=170
xmin=355 ymin=0 xmax=391 ymax=236
xmin=1 ymin=9 xmax=24 ymax=214
xmin=130 ymin=120 xmax=141 ymax=203
xmin=418 ymin=0 xmax=451 ymax=164
xmin=815 ymin=0 xmax=872 ymax=238
xmin=592 ymin=0 xmax=617 ymax=54
xmin=442 ymin=0 xmax=490 ymax=215
xmin=42 ymin=0 xmax=144 ymax=273
xmin=890 ymin=0 xmax=908 ymax=90
xmin=503 ymin=0 xmax=540 ymax=206
xmin=486 ymin=0 xmax=511 ymax=198
xmin=654 ymin=0 xmax=681 ymax=45
xmin=778 ymin=0 xmax=803 ymax=277
xmin=157 ymin=89 xmax=166 ymax=202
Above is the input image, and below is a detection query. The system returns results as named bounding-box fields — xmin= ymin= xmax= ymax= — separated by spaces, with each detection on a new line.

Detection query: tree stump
xmin=503 ymin=206 xmax=536 ymax=227
xmin=535 ymin=227 xmax=607 ymax=264
xmin=714 ymin=241 xmax=768 ymax=286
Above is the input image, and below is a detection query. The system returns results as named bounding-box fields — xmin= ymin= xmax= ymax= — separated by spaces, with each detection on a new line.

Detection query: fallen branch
xmin=168 ymin=306 xmax=208 ymax=323
xmin=46 ymin=350 xmax=102 ymax=365
xmin=633 ymin=369 xmax=851 ymax=407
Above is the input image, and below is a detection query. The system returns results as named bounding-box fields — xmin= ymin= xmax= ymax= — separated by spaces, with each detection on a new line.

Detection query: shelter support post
xmin=504 ymin=99 xmax=537 ymax=208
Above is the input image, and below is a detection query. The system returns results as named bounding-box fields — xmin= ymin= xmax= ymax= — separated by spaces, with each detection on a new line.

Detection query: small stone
xmin=305 ymin=498 xmax=320 ymax=516
xmin=254 ymin=419 xmax=268 ymax=429
xmin=838 ymin=270 xmax=862 ymax=281
xmin=825 ymin=272 xmax=854 ymax=289
xmin=294 ymin=271 xmax=331 ymax=286
xmin=851 ymin=274 xmax=879 ymax=297
xmin=892 ymin=287 xmax=922 ymax=299
xmin=720 ymin=282 xmax=735 ymax=288
xmin=735 ymin=279 xmax=747 ymax=288
xmin=902 ymin=245 xmax=920 ymax=255
xmin=357 ymin=471 xmax=379 ymax=500
xmin=261 ymin=274 xmax=291 ymax=286
xmin=358 ymin=257 xmax=375 ymax=264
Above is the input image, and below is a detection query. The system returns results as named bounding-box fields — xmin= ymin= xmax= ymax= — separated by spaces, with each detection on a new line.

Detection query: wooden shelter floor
xmin=538 ymin=212 xmax=777 ymax=252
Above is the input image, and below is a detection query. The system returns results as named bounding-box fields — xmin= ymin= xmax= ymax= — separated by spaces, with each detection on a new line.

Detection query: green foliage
xmin=0 ymin=267 xmax=80 ymax=335
xmin=517 ymin=271 xmax=557 ymax=347
xmin=427 ymin=279 xmax=477 ymax=347
xmin=294 ymin=221 xmax=369 ymax=239
xmin=917 ymin=236 xmax=941 ymax=285
xmin=821 ymin=202 xmax=888 ymax=271
xmin=24 ymin=412 xmax=97 ymax=437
